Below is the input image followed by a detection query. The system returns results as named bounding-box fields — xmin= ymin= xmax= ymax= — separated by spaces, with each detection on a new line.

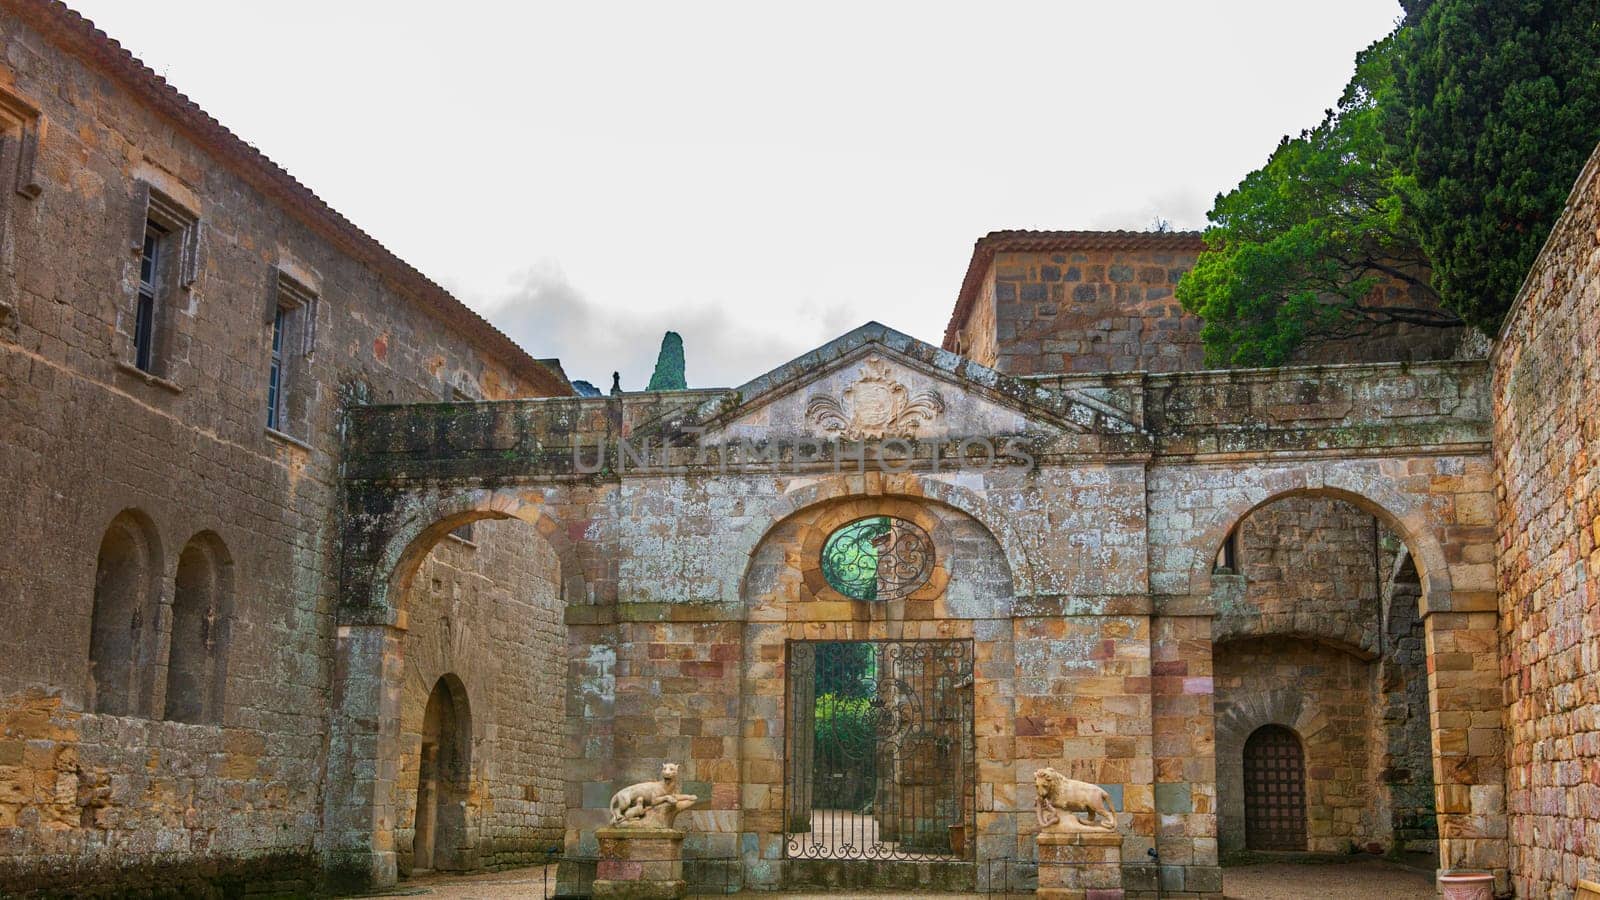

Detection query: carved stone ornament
xmin=805 ymin=356 xmax=945 ymax=440
xmin=1034 ymin=766 xmax=1118 ymax=833
xmin=608 ymin=762 xmax=700 ymax=829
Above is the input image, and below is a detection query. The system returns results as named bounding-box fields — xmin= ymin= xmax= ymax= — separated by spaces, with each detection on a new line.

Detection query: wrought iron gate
xmin=1243 ymin=724 xmax=1307 ymax=851
xmin=784 ymin=639 xmax=975 ymax=861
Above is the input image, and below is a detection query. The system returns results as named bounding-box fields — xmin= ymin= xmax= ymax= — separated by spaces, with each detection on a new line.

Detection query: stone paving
xmin=355 ymin=857 xmax=1436 ymax=899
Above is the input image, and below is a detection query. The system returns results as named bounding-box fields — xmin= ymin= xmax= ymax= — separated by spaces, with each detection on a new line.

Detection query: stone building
xmin=1 ymin=1 xmax=1599 ymax=898
xmin=0 ymin=0 xmax=570 ymax=892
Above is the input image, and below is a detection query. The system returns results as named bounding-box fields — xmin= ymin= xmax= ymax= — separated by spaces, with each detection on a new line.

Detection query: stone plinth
xmin=593 ymin=826 xmax=686 ymax=900
xmin=1036 ymin=830 xmax=1123 ymax=900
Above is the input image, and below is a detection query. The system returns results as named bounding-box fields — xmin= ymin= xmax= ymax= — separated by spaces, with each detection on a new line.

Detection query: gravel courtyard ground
xmin=355 ymin=856 xmax=1436 ymax=899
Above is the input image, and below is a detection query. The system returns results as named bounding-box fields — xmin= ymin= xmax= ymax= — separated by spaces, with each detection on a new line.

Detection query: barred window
xmin=820 ymin=516 xmax=934 ymax=601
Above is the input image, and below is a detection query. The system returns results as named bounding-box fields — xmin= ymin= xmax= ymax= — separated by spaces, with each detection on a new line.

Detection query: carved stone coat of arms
xmin=805 ymin=356 xmax=945 ymax=440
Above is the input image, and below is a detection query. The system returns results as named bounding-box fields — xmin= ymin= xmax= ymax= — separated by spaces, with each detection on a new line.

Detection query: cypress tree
xmin=645 ymin=331 xmax=687 ymax=391
xmin=1389 ymin=0 xmax=1600 ymax=332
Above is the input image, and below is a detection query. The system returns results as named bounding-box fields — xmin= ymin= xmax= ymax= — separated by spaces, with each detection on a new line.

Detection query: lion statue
xmin=1034 ymin=766 xmax=1117 ymax=833
xmin=609 ymin=762 xmax=698 ymax=827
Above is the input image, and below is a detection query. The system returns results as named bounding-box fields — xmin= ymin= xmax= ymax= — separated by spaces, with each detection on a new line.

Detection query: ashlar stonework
xmin=336 ymin=325 xmax=1500 ymax=895
xmin=8 ymin=0 xmax=1600 ymax=895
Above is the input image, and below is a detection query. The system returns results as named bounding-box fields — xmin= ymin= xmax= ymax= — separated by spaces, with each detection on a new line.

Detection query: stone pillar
xmin=1422 ymin=607 xmax=1508 ymax=892
xmin=1150 ymin=614 xmax=1221 ymax=896
xmin=1036 ymin=831 xmax=1123 ymax=900
xmin=594 ymin=825 xmax=687 ymax=900
xmin=321 ymin=622 xmax=407 ymax=890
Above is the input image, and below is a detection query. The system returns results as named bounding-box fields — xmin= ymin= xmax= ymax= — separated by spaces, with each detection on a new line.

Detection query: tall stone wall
xmin=1492 ymin=143 xmax=1600 ymax=895
xmin=0 ymin=5 xmax=563 ymax=891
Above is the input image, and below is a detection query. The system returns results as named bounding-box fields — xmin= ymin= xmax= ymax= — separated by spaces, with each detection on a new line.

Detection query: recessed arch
xmin=335 ymin=487 xmax=574 ymax=881
xmin=89 ymin=508 xmax=163 ymax=717
xmin=411 ymin=673 xmax=473 ymax=873
xmin=735 ymin=487 xmax=1015 ymax=884
xmin=164 ymin=531 xmax=234 ymax=724
xmin=1242 ymin=724 xmax=1307 ymax=851
xmin=723 ymin=472 xmax=1033 ymax=606
xmin=739 ymin=489 xmax=1015 ymax=616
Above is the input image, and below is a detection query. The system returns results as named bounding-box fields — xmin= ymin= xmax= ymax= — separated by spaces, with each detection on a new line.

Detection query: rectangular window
xmin=125 ymin=184 xmax=201 ymax=378
xmin=449 ymin=521 xmax=475 ymax=543
xmin=266 ymin=306 xmax=286 ymax=430
xmin=133 ymin=222 xmax=166 ymax=372
xmin=266 ymin=270 xmax=318 ymax=440
xmin=1216 ymin=527 xmax=1241 ymax=574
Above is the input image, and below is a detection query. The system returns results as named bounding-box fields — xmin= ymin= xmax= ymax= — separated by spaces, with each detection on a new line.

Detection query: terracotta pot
xmin=1438 ymin=871 xmax=1494 ymax=900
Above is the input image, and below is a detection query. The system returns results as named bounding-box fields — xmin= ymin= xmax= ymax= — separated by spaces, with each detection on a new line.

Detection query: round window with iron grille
xmin=820 ymin=516 xmax=934 ymax=601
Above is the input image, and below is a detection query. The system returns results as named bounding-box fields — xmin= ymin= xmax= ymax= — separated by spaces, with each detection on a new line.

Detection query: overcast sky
xmin=69 ymin=1 xmax=1402 ymax=390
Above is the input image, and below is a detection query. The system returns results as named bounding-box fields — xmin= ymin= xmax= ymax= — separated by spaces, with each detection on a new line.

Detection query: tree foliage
xmin=1177 ymin=35 xmax=1457 ymax=367
xmin=645 ymin=331 xmax=688 ymax=391
xmin=815 ymin=642 xmax=876 ymax=699
xmin=1388 ymin=0 xmax=1600 ymax=333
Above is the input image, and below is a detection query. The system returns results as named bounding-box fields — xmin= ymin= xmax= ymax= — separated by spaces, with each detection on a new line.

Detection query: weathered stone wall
xmin=394 ymin=520 xmax=567 ymax=874
xmin=949 ymin=238 xmax=1463 ymax=377
xmin=1215 ymin=638 xmax=1376 ymax=854
xmin=1378 ymin=551 xmax=1437 ymax=853
xmin=1221 ymin=497 xmax=1388 ymax=652
xmin=984 ymin=246 xmax=1204 ymax=375
xmin=0 ymin=4 xmax=563 ymax=891
xmin=337 ymin=330 xmax=1496 ymax=894
xmin=1492 ymin=142 xmax=1600 ymax=895
xmin=951 ymin=275 xmax=998 ymax=372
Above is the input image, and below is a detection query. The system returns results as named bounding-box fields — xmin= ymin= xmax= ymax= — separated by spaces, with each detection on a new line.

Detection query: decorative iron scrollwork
xmin=784 ymin=639 xmax=975 ymax=862
xmin=820 ymin=516 xmax=934 ymax=602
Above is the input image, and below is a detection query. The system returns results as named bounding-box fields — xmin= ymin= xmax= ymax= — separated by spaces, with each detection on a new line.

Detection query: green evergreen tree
xmin=645 ymin=331 xmax=687 ymax=391
xmin=1388 ymin=0 xmax=1600 ymax=333
xmin=1177 ymin=35 xmax=1457 ymax=367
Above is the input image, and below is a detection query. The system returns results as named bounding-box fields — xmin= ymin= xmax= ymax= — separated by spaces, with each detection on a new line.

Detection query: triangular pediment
xmin=680 ymin=322 xmax=1138 ymax=444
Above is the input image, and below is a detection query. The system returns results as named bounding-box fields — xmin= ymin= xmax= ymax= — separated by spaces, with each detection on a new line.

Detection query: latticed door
xmin=1243 ymin=725 xmax=1307 ymax=851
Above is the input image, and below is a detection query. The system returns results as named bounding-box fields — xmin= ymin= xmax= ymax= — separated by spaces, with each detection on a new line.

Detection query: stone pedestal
xmin=593 ymin=826 xmax=686 ymax=900
xmin=1036 ymin=831 xmax=1123 ymax=900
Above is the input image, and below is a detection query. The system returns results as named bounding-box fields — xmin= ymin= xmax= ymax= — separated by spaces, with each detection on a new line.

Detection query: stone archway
xmin=1192 ymin=479 xmax=1504 ymax=881
xmin=322 ymin=488 xmax=583 ymax=889
xmin=735 ymin=490 xmax=1017 ymax=893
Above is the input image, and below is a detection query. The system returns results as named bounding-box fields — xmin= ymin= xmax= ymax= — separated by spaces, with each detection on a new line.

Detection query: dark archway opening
xmin=413 ymin=674 xmax=472 ymax=873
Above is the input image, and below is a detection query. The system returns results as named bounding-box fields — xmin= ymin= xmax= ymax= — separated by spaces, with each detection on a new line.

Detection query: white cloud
xmin=479 ymin=261 xmax=853 ymax=390
xmin=67 ymin=0 xmax=1407 ymax=382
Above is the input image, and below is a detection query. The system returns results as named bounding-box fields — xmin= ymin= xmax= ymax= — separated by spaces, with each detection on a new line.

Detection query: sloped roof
xmin=6 ymin=0 xmax=571 ymax=396
xmin=941 ymin=229 xmax=1205 ymax=349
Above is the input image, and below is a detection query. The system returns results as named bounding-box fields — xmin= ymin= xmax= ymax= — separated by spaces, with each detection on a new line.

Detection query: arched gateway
xmin=328 ymin=323 xmax=1505 ymax=893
